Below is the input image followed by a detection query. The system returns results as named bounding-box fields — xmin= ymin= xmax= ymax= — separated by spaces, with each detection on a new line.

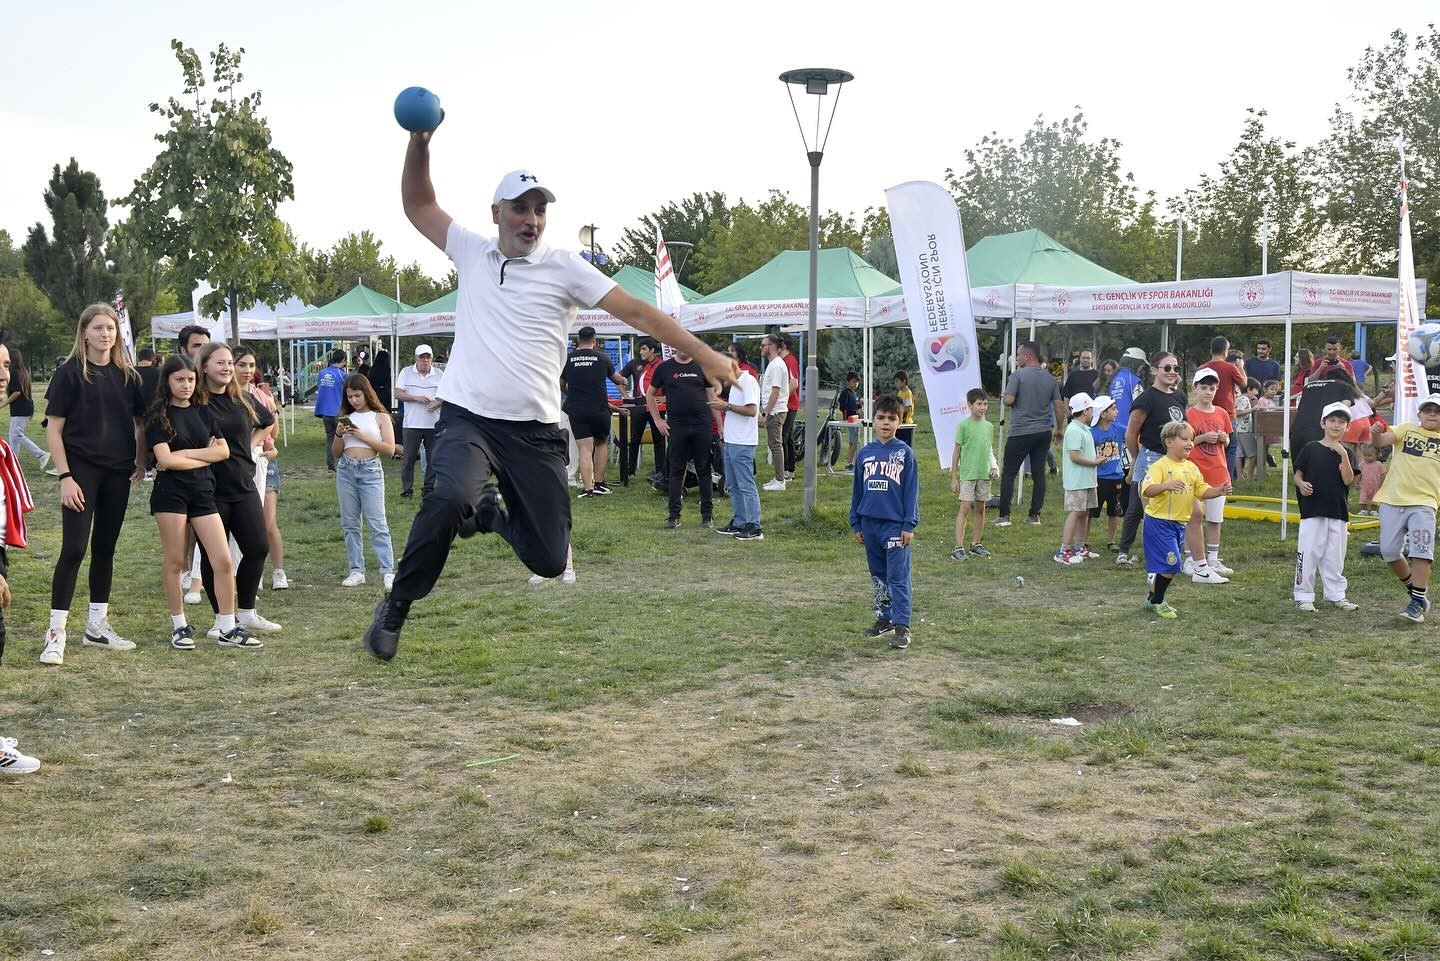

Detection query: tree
xmin=0 ymin=230 xmax=22 ymax=278
xmin=109 ymin=223 xmax=171 ymax=337
xmin=1176 ymin=109 xmax=1321 ymax=279
xmin=691 ymin=190 xmax=868 ymax=292
xmin=1316 ymin=25 xmax=1440 ymax=314
xmin=614 ymin=191 xmax=731 ymax=290
xmin=123 ymin=40 xmax=310 ymax=342
xmin=0 ymin=274 xmax=70 ymax=367
xmin=22 ymin=158 xmax=116 ymax=323
xmin=302 ymin=231 xmax=446 ymax=306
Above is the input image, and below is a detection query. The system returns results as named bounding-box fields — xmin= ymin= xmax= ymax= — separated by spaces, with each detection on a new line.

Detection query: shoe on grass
xmin=664 ymin=517 xmax=682 ymax=529
xmin=341 ymin=570 xmax=366 ymax=587
xmin=240 ymin=613 xmax=282 ymax=634
xmin=1402 ymin=597 xmax=1427 ymax=623
xmin=994 ymin=517 xmax=1012 ymax=528
xmin=383 ymin=572 xmax=395 ymax=592
xmin=0 ymin=737 xmax=40 ymax=775
xmin=950 ymin=547 xmax=967 ymax=561
xmin=183 ymin=589 xmax=203 ymax=605
xmin=39 ymin=629 xmax=65 ymax=666
xmin=864 ymin=618 xmax=895 ymax=637
xmin=734 ymin=525 xmax=764 ymax=541
xmin=715 ymin=523 xmax=742 ymax=536
xmin=1329 ymin=599 xmax=1358 ymax=611
xmin=527 ymin=573 xmax=548 ymax=586
xmin=1191 ymin=566 xmax=1229 ymax=585
xmin=890 ymin=626 xmax=911 ymax=650
xmin=1297 ymin=601 xmax=1318 ymax=612
xmin=83 ymin=622 xmax=136 ymax=652
xmin=1025 ymin=516 xmax=1041 ymax=526
xmin=968 ymin=543 xmax=992 ymax=558
xmin=1209 ymin=559 xmax=1235 ymax=576
xmin=271 ymin=569 xmax=290 ymax=590
xmin=1148 ymin=601 xmax=1179 ymax=619
xmin=217 ymin=626 xmax=263 ymax=650
xmin=170 ymin=625 xmax=196 ymax=650
xmin=364 ymin=595 xmax=410 ymax=661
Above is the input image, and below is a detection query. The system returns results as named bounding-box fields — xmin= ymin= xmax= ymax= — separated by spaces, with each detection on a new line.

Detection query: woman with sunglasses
xmin=1114 ymin=352 xmax=1188 ymax=568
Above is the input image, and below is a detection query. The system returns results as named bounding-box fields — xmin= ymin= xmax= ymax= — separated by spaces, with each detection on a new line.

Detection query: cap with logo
xmin=493 ymin=170 xmax=556 ymax=205
xmin=414 ymin=344 xmax=434 ymax=357
xmin=1192 ymin=368 xmax=1220 ymax=385
xmin=1320 ymin=402 xmax=1352 ymax=421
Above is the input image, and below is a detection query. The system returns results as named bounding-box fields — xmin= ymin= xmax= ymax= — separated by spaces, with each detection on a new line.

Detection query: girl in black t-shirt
xmin=194 ymin=342 xmax=277 ymax=646
xmin=1115 ymin=351 xmax=1190 ymax=565
xmin=3 ymin=347 xmax=49 ymax=468
xmin=40 ymin=304 xmax=148 ymax=666
xmin=145 ymin=356 xmax=250 ymax=650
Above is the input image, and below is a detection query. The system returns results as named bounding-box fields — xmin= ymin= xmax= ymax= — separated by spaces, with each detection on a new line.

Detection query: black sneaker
xmin=593 ymin=483 xmax=613 ymax=495
xmin=864 ymin=618 xmax=895 ymax=637
xmin=701 ymin=517 xmax=715 ymax=529
xmin=170 ymin=624 xmax=196 ymax=651
xmin=459 ymin=483 xmax=503 ymax=538
xmin=890 ymin=626 xmax=911 ymax=649
xmin=664 ymin=517 xmax=682 ymax=529
xmin=735 ymin=525 xmax=764 ymax=541
xmin=400 ymin=489 xmax=414 ymax=499
xmin=577 ymin=488 xmax=597 ymax=499
xmin=217 ymin=625 xmax=263 ymax=650
xmin=968 ymin=543 xmax=992 ymax=558
xmin=364 ymin=595 xmax=411 ymax=661
xmin=715 ymin=523 xmax=742 ymax=536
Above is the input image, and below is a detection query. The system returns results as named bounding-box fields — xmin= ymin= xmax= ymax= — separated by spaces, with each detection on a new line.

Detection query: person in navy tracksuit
xmin=850 ymin=394 xmax=920 ymax=649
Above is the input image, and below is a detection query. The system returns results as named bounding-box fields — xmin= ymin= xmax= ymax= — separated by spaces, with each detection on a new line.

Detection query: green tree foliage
xmin=1177 ymin=109 xmax=1320 ymax=278
xmin=22 ymin=158 xmax=116 ymax=323
xmin=109 ymin=223 xmax=170 ymax=336
xmin=302 ymin=230 xmax=446 ymax=306
xmin=614 ymin=191 xmax=731 ymax=290
xmin=944 ymin=110 xmax=1169 ymax=282
xmin=0 ymin=230 xmax=23 ymax=278
xmin=691 ymin=190 xmax=869 ymax=292
xmin=0 ymin=274 xmax=70 ymax=368
xmin=123 ymin=40 xmax=310 ymax=342
xmin=1317 ymin=25 xmax=1440 ymax=313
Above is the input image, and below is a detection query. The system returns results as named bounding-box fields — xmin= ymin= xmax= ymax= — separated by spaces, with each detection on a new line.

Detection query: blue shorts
xmin=265 ymin=458 xmax=280 ymax=492
xmin=1143 ymin=517 xmax=1186 ymax=575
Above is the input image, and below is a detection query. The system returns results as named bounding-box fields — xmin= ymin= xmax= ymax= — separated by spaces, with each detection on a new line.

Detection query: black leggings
xmin=200 ymin=496 xmax=269 ymax=611
xmin=50 ymin=460 xmax=132 ymax=610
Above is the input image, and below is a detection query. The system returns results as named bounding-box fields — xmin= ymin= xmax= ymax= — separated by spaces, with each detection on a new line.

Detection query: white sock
xmin=238 ymin=609 xmax=256 ymax=625
xmin=170 ymin=613 xmax=187 ymax=630
xmin=565 ymin=544 xmax=574 ymax=573
xmin=49 ymin=609 xmax=68 ymax=632
xmin=1207 ymin=546 xmax=1220 ymax=564
xmin=216 ymin=613 xmax=236 ymax=632
xmin=87 ymin=602 xmax=108 ymax=629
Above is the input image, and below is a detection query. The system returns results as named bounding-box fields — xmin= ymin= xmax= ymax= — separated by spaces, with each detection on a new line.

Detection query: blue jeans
xmin=337 ymin=456 xmax=394 ymax=575
xmin=861 ymin=517 xmax=912 ymax=626
xmin=724 ymin=442 xmax=760 ymax=527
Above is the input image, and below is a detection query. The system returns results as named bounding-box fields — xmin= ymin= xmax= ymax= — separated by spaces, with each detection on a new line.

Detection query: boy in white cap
xmin=1293 ymin=402 xmax=1357 ymax=612
xmin=1057 ymin=392 xmax=1111 ymax=564
xmin=1369 ymin=397 xmax=1440 ymax=622
xmin=1186 ymin=368 xmax=1235 ymax=582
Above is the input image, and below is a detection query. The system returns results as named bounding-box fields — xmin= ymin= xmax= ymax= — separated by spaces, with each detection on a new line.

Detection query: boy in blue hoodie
xmin=850 ymin=394 xmax=920 ymax=649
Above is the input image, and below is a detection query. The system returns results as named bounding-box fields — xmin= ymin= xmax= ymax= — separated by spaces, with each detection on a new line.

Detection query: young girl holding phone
xmin=332 ymin=374 xmax=397 ymax=589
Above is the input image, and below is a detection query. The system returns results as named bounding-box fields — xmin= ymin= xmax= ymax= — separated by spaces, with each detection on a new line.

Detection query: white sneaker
xmin=527 ymin=573 xmax=548 ymax=586
xmin=1209 ymin=559 xmax=1235 ymax=576
xmin=271 ymin=569 xmax=290 ymax=590
xmin=561 ymin=569 xmax=577 ymax=585
xmin=184 ymin=589 xmax=203 ymax=605
xmin=39 ymin=629 xmax=65 ymax=666
xmin=207 ymin=622 xmax=222 ymax=639
xmin=240 ymin=613 xmax=283 ymax=634
xmin=83 ymin=621 xmax=136 ymax=652
xmin=341 ymin=571 xmax=366 ymax=587
xmin=1297 ymin=601 xmax=1318 ymax=612
xmin=1181 ymin=557 xmax=1195 ymax=575
xmin=0 ymin=737 xmax=40 ymax=775
xmin=1329 ymin=599 xmax=1359 ymax=611
xmin=1191 ymin=566 xmax=1230 ymax=585
xmin=762 ymin=479 xmax=787 ymax=491
xmin=383 ymin=572 xmax=395 ymax=592
xmin=38 ymin=451 xmax=52 ymax=473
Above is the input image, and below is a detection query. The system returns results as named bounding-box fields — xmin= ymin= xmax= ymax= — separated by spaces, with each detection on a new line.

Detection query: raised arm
xmin=596 ymin=289 xmax=738 ymax=388
xmin=402 ymin=132 xmax=454 ymax=251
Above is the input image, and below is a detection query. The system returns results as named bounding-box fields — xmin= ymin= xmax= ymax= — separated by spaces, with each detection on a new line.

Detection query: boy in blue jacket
xmin=850 ymin=394 xmax=920 ymax=649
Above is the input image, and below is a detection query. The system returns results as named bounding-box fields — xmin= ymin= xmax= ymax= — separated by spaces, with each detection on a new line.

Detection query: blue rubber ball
xmin=394 ymin=87 xmax=443 ymax=132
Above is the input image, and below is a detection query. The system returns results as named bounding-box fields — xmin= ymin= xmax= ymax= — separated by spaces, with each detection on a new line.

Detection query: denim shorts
xmin=265 ymin=458 xmax=281 ymax=492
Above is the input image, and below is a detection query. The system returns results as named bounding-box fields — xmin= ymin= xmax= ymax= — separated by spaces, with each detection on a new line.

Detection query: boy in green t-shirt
xmin=949 ymin=388 xmax=999 ymax=560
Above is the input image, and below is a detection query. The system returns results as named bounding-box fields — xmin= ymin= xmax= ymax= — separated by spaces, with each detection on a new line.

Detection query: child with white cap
xmin=1293 ymin=402 xmax=1358 ymax=612
xmin=1186 ymin=368 xmax=1236 ymax=582
xmin=1057 ymin=393 xmax=1111 ymax=564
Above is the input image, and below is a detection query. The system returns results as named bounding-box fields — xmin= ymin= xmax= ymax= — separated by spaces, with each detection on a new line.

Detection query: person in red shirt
xmin=1308 ymin=337 xmax=1357 ymax=382
xmin=1186 ymin=368 xmax=1235 ymax=582
xmin=1197 ymin=336 xmax=1245 ymax=482
xmin=620 ymin=338 xmax=666 ymax=482
xmin=780 ymin=334 xmax=800 ymax=479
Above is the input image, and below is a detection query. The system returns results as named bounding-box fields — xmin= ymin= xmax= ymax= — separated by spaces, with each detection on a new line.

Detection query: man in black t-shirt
xmin=619 ymin=338 xmax=666 ymax=480
xmin=1061 ymin=349 xmax=1099 ymax=401
xmin=561 ymin=326 xmax=627 ymax=496
xmin=646 ymin=349 xmax=720 ymax=528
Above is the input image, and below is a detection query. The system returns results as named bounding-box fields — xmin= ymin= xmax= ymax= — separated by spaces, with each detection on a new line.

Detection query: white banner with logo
xmin=1291 ymin=272 xmax=1428 ymax=320
xmin=885 ymin=180 xmax=981 ymax=469
xmin=1031 ymin=274 xmax=1291 ymax=322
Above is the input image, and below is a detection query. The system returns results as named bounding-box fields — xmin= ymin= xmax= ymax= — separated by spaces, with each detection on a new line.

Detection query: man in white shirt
xmin=366 ymin=122 xmax=736 ymax=660
xmin=710 ymin=368 xmax=763 ymax=540
xmin=759 ymin=335 xmax=791 ymax=490
xmin=394 ymin=343 xmax=444 ymax=498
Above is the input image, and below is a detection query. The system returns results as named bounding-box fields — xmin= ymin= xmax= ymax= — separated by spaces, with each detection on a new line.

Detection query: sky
xmin=1 ymin=1 xmax=1434 ymax=287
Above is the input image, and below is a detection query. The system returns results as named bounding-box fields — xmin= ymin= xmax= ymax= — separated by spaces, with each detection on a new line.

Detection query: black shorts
xmin=1090 ymin=476 xmax=1126 ymax=519
xmin=150 ymin=475 xmax=219 ymax=518
xmin=567 ymin=407 xmax=612 ymax=441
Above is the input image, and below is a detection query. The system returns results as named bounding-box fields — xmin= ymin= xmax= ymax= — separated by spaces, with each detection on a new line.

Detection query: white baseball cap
xmin=1089 ymin=394 xmax=1114 ymax=425
xmin=1121 ymin=347 xmax=1148 ymax=362
xmin=1321 ymin=402 xmax=1352 ymax=421
xmin=493 ymin=170 xmax=556 ymax=205
xmin=1068 ymin=392 xmax=1095 ymax=415
xmin=414 ymin=344 xmax=433 ymax=357
xmin=1192 ymin=367 xmax=1220 ymax=385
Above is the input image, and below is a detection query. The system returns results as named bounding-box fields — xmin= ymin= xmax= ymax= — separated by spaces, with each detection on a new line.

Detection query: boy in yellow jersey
xmin=1369 ymin=397 xmax=1440 ymax=623
xmin=1141 ymin=421 xmax=1232 ymax=618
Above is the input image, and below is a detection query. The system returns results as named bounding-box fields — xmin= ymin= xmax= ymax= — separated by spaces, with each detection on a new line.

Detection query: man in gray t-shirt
xmin=997 ymin=341 xmax=1066 ymax=525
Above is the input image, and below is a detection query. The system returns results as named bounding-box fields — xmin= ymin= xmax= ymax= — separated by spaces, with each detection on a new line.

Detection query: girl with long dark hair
xmin=234 ymin=347 xmax=288 ymax=590
xmin=145 ymin=356 xmax=254 ymax=649
xmin=2 ymin=346 xmax=49 ymax=470
xmin=332 ymin=373 xmax=397 ymax=589
xmin=40 ymin=304 xmax=147 ymax=665
xmin=194 ymin=342 xmax=280 ymax=639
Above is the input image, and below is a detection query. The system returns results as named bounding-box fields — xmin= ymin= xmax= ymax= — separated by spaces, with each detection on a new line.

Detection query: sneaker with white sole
xmin=39 ymin=629 xmax=65 ymax=665
xmin=1181 ymin=557 xmax=1195 ymax=575
xmin=217 ymin=626 xmax=263 ymax=650
xmin=0 ymin=737 xmax=40 ymax=775
xmin=762 ymin=479 xmax=787 ymax=492
xmin=83 ymin=621 xmax=136 ymax=652
xmin=38 ymin=451 xmax=52 ymax=473
xmin=1329 ymin=599 xmax=1358 ymax=611
xmin=994 ymin=518 xmax=1013 ymax=528
xmin=561 ymin=569 xmax=577 ymax=584
xmin=1297 ymin=601 xmax=1318 ymax=612
xmin=170 ymin=625 xmax=196 ymax=650
xmin=183 ymin=589 xmax=203 ymax=605
xmin=1191 ymin=566 xmax=1230 ymax=585
xmin=527 ymin=573 xmax=548 ymax=586
xmin=341 ymin=571 xmax=366 ymax=587
xmin=207 ymin=622 xmax=222 ymax=639
xmin=1209 ymin=560 xmax=1235 ymax=576
xmin=1402 ymin=597 xmax=1428 ymax=623
xmin=271 ymin=569 xmax=290 ymax=590
xmin=240 ymin=613 xmax=282 ymax=634
xmin=383 ymin=572 xmax=395 ymax=592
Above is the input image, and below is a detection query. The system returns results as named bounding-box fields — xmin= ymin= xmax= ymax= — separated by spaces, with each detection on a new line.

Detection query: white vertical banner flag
xmin=112 ymin=289 xmax=136 ymax=364
xmin=655 ymin=227 xmax=683 ymax=359
xmin=885 ymin=180 xmax=981 ymax=468
xmin=1395 ymin=141 xmax=1430 ymax=425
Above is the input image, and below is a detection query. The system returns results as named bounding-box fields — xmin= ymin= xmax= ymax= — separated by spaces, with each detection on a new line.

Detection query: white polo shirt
xmin=442 ymin=222 xmax=617 ymax=423
xmin=723 ymin=371 xmax=760 ymax=446
xmin=396 ymin=363 xmax=445 ymax=430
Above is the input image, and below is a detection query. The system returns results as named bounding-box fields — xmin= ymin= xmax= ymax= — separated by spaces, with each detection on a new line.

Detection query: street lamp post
xmin=780 ymin=67 xmax=853 ymax=519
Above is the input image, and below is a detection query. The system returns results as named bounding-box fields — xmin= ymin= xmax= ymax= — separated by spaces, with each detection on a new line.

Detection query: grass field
xmin=4 ymin=406 xmax=1440 ymax=961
